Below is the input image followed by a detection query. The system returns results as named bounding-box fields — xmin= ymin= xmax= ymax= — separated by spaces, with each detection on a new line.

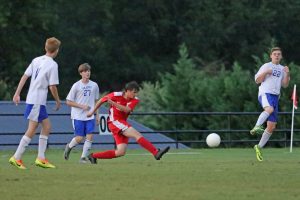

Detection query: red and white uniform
xmin=100 ymin=92 xmax=139 ymax=144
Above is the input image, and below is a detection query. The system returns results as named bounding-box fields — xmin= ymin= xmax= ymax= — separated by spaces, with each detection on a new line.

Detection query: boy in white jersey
xmin=250 ymin=47 xmax=290 ymax=161
xmin=9 ymin=37 xmax=61 ymax=169
xmin=64 ymin=63 xmax=100 ymax=163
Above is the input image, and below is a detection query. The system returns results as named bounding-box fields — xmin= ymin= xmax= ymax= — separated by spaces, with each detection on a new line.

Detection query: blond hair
xmin=78 ymin=63 xmax=91 ymax=73
xmin=270 ymin=47 xmax=281 ymax=54
xmin=45 ymin=37 xmax=61 ymax=53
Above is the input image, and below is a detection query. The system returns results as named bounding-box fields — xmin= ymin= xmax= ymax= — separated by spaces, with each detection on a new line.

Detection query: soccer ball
xmin=206 ymin=133 xmax=221 ymax=147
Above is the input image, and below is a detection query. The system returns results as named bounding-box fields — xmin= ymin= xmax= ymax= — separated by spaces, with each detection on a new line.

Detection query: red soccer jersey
xmin=100 ymin=92 xmax=139 ymax=122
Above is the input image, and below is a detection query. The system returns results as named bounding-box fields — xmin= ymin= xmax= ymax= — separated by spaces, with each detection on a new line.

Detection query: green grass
xmin=1 ymin=148 xmax=300 ymax=200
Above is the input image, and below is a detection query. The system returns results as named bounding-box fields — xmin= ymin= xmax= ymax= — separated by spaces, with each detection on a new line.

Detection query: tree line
xmin=0 ymin=0 xmax=300 ymax=108
xmin=134 ymin=44 xmax=300 ymax=147
xmin=1 ymin=0 xmax=299 ymax=109
xmin=1 ymin=0 xmax=300 ymax=147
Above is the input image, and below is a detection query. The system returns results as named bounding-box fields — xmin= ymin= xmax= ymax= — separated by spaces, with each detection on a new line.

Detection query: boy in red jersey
xmin=86 ymin=81 xmax=169 ymax=163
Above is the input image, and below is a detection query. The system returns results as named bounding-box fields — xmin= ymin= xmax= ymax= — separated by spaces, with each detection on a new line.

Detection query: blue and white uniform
xmin=66 ymin=80 xmax=99 ymax=136
xmin=24 ymin=55 xmax=59 ymax=122
xmin=255 ymin=62 xmax=287 ymax=122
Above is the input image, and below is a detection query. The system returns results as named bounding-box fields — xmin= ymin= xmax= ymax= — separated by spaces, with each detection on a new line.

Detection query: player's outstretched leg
xmin=254 ymin=145 xmax=263 ymax=162
xmin=154 ymin=146 xmax=170 ymax=160
xmin=64 ymin=143 xmax=73 ymax=160
xmin=87 ymin=153 xmax=97 ymax=164
xmin=9 ymin=156 xmax=27 ymax=169
xmin=250 ymin=125 xmax=264 ymax=135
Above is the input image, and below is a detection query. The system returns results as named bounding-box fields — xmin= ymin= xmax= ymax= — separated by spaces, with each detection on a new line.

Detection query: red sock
xmin=137 ymin=137 xmax=158 ymax=156
xmin=92 ymin=150 xmax=116 ymax=159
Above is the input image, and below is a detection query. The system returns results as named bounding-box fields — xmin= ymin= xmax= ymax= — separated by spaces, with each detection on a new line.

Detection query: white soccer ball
xmin=206 ymin=133 xmax=221 ymax=147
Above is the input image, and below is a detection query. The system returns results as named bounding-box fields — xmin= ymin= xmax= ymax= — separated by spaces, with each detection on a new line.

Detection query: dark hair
xmin=78 ymin=63 xmax=91 ymax=73
xmin=125 ymin=81 xmax=139 ymax=92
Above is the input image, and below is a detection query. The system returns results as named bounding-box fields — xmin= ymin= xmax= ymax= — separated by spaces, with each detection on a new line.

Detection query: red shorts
xmin=108 ymin=120 xmax=131 ymax=145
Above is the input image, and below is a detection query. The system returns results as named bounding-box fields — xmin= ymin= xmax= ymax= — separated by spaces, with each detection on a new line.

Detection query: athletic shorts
xmin=72 ymin=119 xmax=95 ymax=136
xmin=108 ymin=120 xmax=131 ymax=145
xmin=258 ymin=93 xmax=279 ymax=122
xmin=24 ymin=104 xmax=48 ymax=122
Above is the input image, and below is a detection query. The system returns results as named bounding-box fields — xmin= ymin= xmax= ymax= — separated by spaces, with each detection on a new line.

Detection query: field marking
xmin=126 ymin=152 xmax=202 ymax=156
xmin=1 ymin=152 xmax=202 ymax=158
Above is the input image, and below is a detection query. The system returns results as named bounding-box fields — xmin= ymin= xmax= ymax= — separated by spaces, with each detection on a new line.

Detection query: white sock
xmin=81 ymin=139 xmax=92 ymax=158
xmin=14 ymin=135 xmax=31 ymax=160
xmin=255 ymin=111 xmax=270 ymax=126
xmin=38 ymin=135 xmax=48 ymax=159
xmin=258 ymin=130 xmax=272 ymax=148
xmin=69 ymin=138 xmax=79 ymax=148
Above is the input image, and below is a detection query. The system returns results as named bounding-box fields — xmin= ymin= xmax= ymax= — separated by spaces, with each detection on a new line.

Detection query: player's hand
xmin=96 ymin=116 xmax=100 ymax=125
xmin=82 ymin=105 xmax=91 ymax=111
xmin=13 ymin=94 xmax=20 ymax=106
xmin=283 ymin=66 xmax=289 ymax=73
xmin=87 ymin=112 xmax=93 ymax=118
xmin=53 ymin=101 xmax=61 ymax=111
xmin=107 ymin=99 xmax=114 ymax=105
xmin=266 ymin=68 xmax=273 ymax=74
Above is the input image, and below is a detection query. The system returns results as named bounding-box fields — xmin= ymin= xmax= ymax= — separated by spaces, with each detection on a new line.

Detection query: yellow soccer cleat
xmin=254 ymin=145 xmax=263 ymax=162
xmin=9 ymin=156 xmax=27 ymax=169
xmin=250 ymin=125 xmax=264 ymax=135
xmin=35 ymin=158 xmax=56 ymax=168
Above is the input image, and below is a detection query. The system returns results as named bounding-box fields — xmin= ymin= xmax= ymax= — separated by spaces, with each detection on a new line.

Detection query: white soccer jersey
xmin=255 ymin=62 xmax=286 ymax=96
xmin=25 ymin=55 xmax=59 ymax=105
xmin=66 ymin=80 xmax=99 ymax=120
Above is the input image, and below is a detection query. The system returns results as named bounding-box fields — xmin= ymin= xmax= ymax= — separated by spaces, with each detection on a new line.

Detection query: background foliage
xmin=0 ymin=0 xmax=299 ymax=145
xmin=1 ymin=0 xmax=300 ymax=95
xmin=135 ymin=44 xmax=300 ymax=146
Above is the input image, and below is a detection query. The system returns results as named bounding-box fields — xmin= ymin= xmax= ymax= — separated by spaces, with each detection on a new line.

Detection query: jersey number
xmin=34 ymin=68 xmax=41 ymax=79
xmin=83 ymin=90 xmax=91 ymax=96
xmin=272 ymin=70 xmax=281 ymax=77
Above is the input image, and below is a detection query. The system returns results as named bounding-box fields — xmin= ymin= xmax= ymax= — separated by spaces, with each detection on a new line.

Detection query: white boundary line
xmin=126 ymin=152 xmax=202 ymax=156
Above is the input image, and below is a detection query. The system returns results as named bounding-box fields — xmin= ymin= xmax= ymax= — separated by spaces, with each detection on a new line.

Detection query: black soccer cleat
xmin=154 ymin=146 xmax=170 ymax=160
xmin=87 ymin=153 xmax=97 ymax=164
xmin=64 ymin=143 xmax=73 ymax=160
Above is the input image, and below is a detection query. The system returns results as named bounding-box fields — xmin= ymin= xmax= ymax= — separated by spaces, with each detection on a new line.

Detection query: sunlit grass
xmin=1 ymin=148 xmax=300 ymax=200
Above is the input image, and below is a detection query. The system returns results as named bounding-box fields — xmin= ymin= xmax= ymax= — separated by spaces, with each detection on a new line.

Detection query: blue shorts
xmin=72 ymin=119 xmax=95 ymax=136
xmin=258 ymin=93 xmax=279 ymax=122
xmin=24 ymin=104 xmax=48 ymax=122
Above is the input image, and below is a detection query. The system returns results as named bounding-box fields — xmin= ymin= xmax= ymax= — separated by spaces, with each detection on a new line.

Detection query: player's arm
xmin=87 ymin=96 xmax=108 ymax=117
xmin=48 ymin=64 xmax=60 ymax=110
xmin=65 ymin=84 xmax=89 ymax=110
xmin=13 ymin=74 xmax=29 ymax=105
xmin=281 ymin=66 xmax=290 ymax=88
xmin=49 ymin=85 xmax=61 ymax=111
xmin=94 ymin=85 xmax=100 ymax=124
xmin=255 ymin=68 xmax=273 ymax=84
xmin=66 ymin=100 xmax=90 ymax=111
xmin=107 ymin=99 xmax=132 ymax=113
xmin=95 ymin=99 xmax=100 ymax=125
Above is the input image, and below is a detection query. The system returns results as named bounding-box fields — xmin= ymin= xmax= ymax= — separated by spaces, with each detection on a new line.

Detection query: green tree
xmin=2 ymin=0 xmax=300 ymax=99
xmin=0 ymin=80 xmax=10 ymax=100
xmin=0 ymin=0 xmax=59 ymax=99
xmin=136 ymin=43 xmax=300 ymax=147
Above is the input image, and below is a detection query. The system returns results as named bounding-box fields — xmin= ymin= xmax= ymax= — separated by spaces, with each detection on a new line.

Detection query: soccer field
xmin=1 ymin=148 xmax=300 ymax=200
